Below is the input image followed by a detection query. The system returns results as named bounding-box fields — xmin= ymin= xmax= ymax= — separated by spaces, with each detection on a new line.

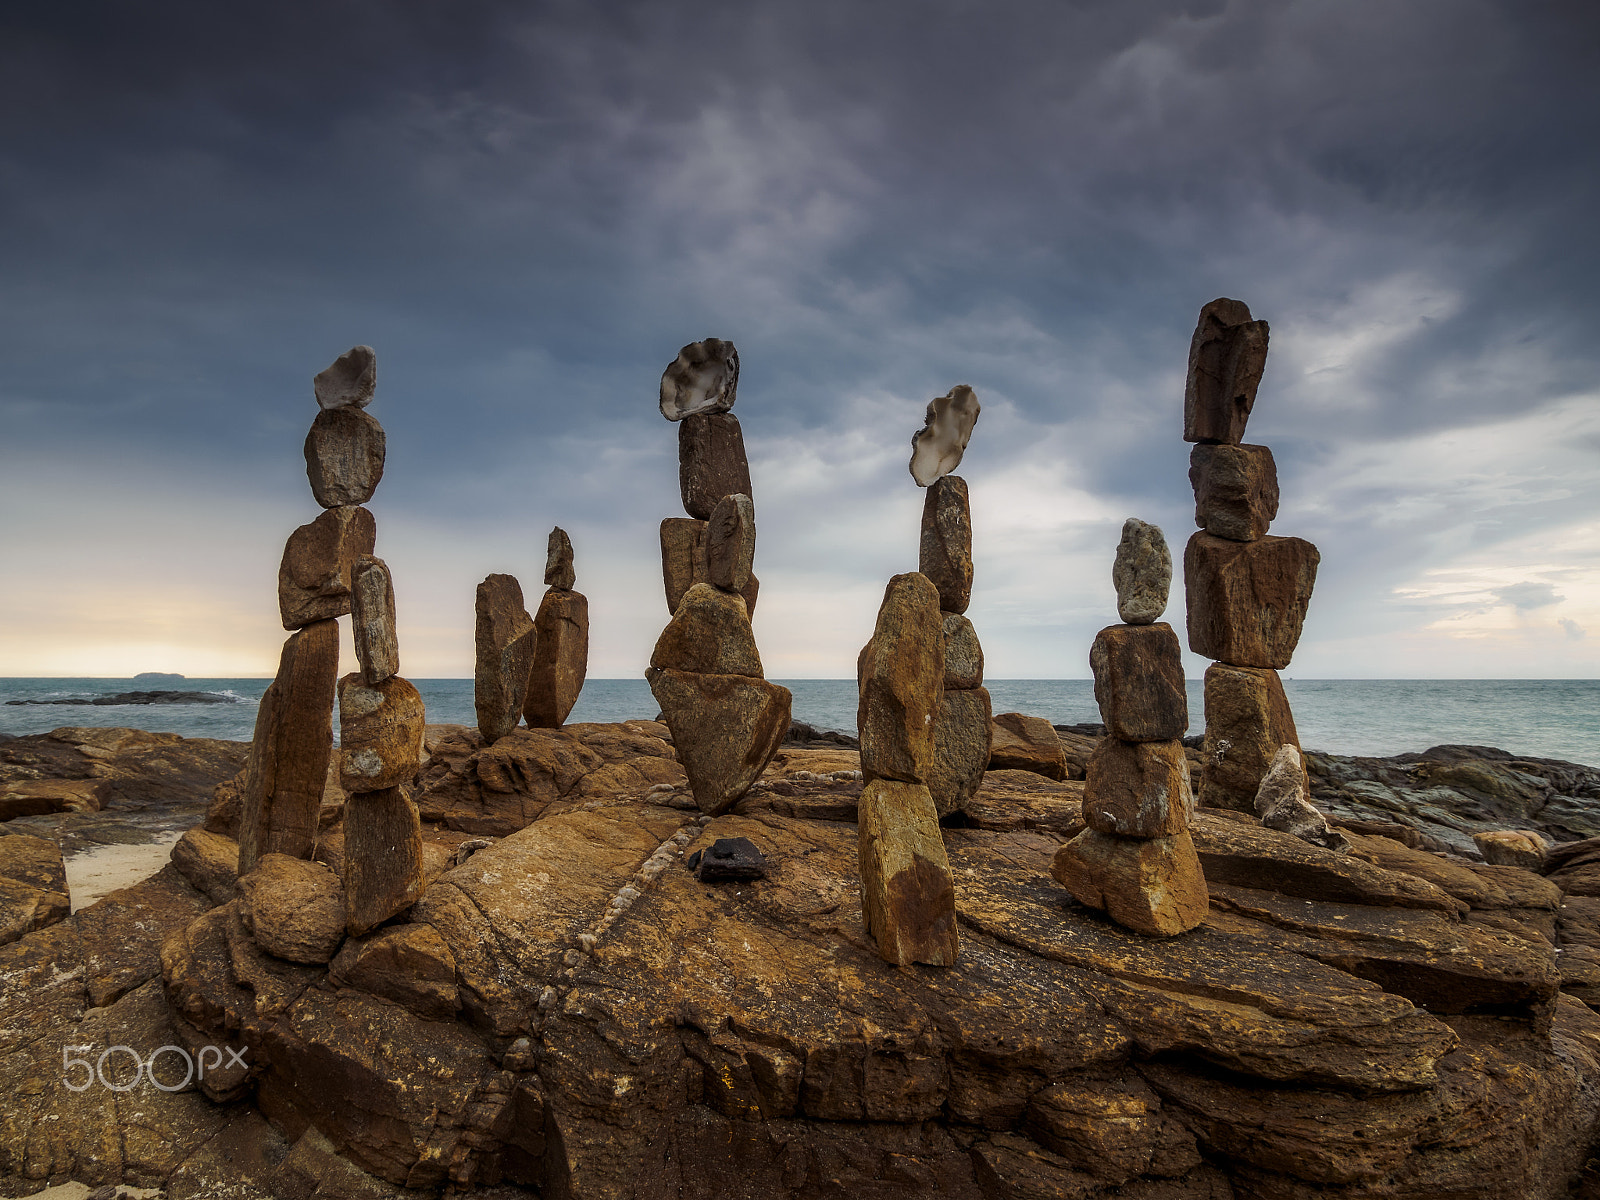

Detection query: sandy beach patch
xmin=64 ymin=831 xmax=183 ymax=911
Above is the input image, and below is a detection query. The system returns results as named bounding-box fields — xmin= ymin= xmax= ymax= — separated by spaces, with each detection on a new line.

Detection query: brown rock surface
xmin=277 ymin=505 xmax=377 ymax=629
xmin=328 ymin=921 xmax=459 ymax=1021
xmin=1083 ymin=737 xmax=1193 ymax=838
xmin=660 ymin=336 xmax=739 ymax=420
xmin=660 ymin=516 xmax=708 ymax=613
xmin=647 ymin=669 xmax=791 ymax=815
xmin=704 ymin=491 xmax=756 ymax=592
xmin=988 ymin=711 xmax=1069 ymax=780
xmin=678 ymin=411 xmax=753 ymax=519
xmin=342 ymin=786 xmax=426 ymax=935
xmin=0 ymin=832 xmax=67 ymax=894
xmin=545 ymin=525 xmax=576 ymax=590
xmin=1025 ymin=1074 xmax=1200 ymax=1180
xmin=169 ymin=826 xmax=240 ymax=905
xmin=941 ymin=611 xmax=983 ymax=689
xmin=239 ymin=619 xmax=339 ymax=874
xmin=1183 ymin=296 xmax=1269 ymax=445
xmin=350 ymin=554 xmax=399 ymax=683
xmin=1198 ymin=662 xmax=1302 ymax=812
xmin=1089 ymin=622 xmax=1188 ymax=742
xmin=237 ymin=853 xmax=346 ymax=964
xmin=857 ymin=778 xmax=959 ymax=965
xmin=918 ymin=475 xmax=974 ymax=614
xmin=1052 ymin=828 xmax=1209 ymax=937
xmin=77 ymin=863 xmax=211 ymax=1007
xmin=524 ymin=587 xmax=591 ymax=728
xmin=1184 ymin=532 xmax=1320 ymax=668
xmin=649 ymin=583 xmax=760 ymax=677
xmin=909 ymin=384 xmax=981 ymax=486
xmin=857 ymin=572 xmax=944 ymax=783
xmin=0 ymin=875 xmax=69 ymax=948
xmin=927 ymin=685 xmax=991 ymax=817
xmin=1475 ymin=828 xmax=1548 ymax=869
xmin=338 ymin=673 xmax=425 ymax=793
xmin=1190 ymin=442 xmax=1280 ymax=541
xmin=304 ymin=406 xmax=386 ymax=507
xmin=473 ymin=573 xmax=537 ymax=743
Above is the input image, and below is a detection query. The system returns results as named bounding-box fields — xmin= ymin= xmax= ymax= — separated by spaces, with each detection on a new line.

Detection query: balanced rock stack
xmin=1052 ymin=520 xmax=1209 ymax=937
xmin=1181 ymin=299 xmax=1321 ymax=812
xmin=240 ymin=346 xmax=427 ymax=935
xmin=646 ymin=338 xmax=791 ymax=815
xmin=523 ymin=527 xmax=590 ymax=728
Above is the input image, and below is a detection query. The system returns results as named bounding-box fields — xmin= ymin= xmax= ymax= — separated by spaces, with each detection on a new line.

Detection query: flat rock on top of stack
xmin=909 ymin=385 xmax=980 ymax=486
xmin=660 ymin=338 xmax=738 ymax=421
xmin=313 ymin=345 xmax=376 ymax=410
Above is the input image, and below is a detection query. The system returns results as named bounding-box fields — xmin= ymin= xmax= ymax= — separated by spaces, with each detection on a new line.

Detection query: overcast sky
xmin=2 ymin=0 xmax=1598 ymax=680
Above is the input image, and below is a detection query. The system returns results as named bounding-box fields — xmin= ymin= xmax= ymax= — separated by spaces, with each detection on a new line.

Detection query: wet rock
xmin=351 ymin=554 xmax=398 ymax=684
xmin=1083 ymin=737 xmax=1193 ymax=838
xmin=705 ymin=492 xmax=755 ymax=592
xmin=1183 ymin=296 xmax=1269 ymax=445
xmin=342 ymin=786 xmax=426 ymax=936
xmin=928 ymin=686 xmax=992 ymax=817
xmin=660 ymin=516 xmax=708 ymax=613
xmin=1256 ymin=744 xmax=1350 ymax=851
xmin=1052 ymin=827 xmax=1209 ymax=937
xmin=545 ymin=525 xmax=576 ymax=591
xmin=918 ymin=475 xmax=974 ymax=614
xmin=524 ymin=588 xmax=590 ymax=729
xmin=239 ymin=619 xmax=339 ymax=873
xmin=1191 ymin=442 xmax=1280 ymax=541
xmin=857 ymin=572 xmax=944 ymax=783
xmin=236 ymin=853 xmax=345 ymax=964
xmin=660 ymin=337 xmax=739 ymax=420
xmin=169 ymin=827 xmax=240 ymax=906
xmin=679 ymin=412 xmax=753 ymax=520
xmin=1475 ymin=829 xmax=1548 ymax=870
xmin=277 ymin=506 xmax=377 ymax=629
xmin=338 ymin=674 xmax=425 ymax=793
xmin=696 ymin=836 xmax=767 ymax=882
xmin=646 ymin=669 xmax=791 ymax=815
xmin=1089 ymin=622 xmax=1188 ymax=742
xmin=909 ymin=384 xmax=981 ymax=486
xmin=1198 ymin=663 xmax=1304 ymax=812
xmin=987 ymin=711 xmax=1068 ymax=781
xmin=858 ymin=778 xmax=959 ymax=965
xmin=313 ymin=344 xmax=377 ymax=410
xmin=941 ymin=612 xmax=984 ymax=689
xmin=1111 ymin=518 xmax=1171 ymax=625
xmin=650 ymin=583 xmax=761 ymax=677
xmin=328 ymin=923 xmax=459 ymax=1021
xmin=1184 ymin=532 xmax=1320 ymax=668
xmin=304 ymin=407 xmax=385 ymax=508
xmin=473 ymin=573 xmax=537 ymax=743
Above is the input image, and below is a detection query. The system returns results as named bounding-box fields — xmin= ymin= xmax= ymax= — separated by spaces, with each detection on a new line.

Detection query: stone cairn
xmin=854 ymin=386 xmax=984 ymax=967
xmin=240 ymin=346 xmax=428 ymax=936
xmin=646 ymin=338 xmax=792 ymax=815
xmin=1180 ymin=299 xmax=1321 ymax=815
xmin=1052 ymin=519 xmax=1209 ymax=937
xmin=524 ymin=527 xmax=590 ymax=728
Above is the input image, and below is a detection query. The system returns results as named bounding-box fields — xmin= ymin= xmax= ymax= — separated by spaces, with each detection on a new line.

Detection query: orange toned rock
xmin=328 ymin=923 xmax=459 ymax=1021
xmin=928 ymin=686 xmax=992 ymax=817
xmin=277 ymin=506 xmax=377 ymax=629
xmin=304 ymin=406 xmax=385 ymax=507
xmin=1198 ymin=663 xmax=1304 ymax=812
xmin=473 ymin=574 xmax=536 ymax=743
xmin=988 ymin=711 xmax=1068 ymax=780
xmin=1183 ymin=297 xmax=1269 ymax=445
xmin=1089 ymin=623 xmax=1187 ymax=742
xmin=1083 ymin=737 xmax=1193 ymax=838
xmin=1190 ymin=443 xmax=1279 ymax=542
xmin=524 ymin=588 xmax=590 ymax=728
xmin=858 ymin=778 xmax=959 ymax=966
xmin=649 ymin=583 xmax=760 ymax=677
xmin=909 ymin=385 xmax=981 ymax=486
xmin=544 ymin=526 xmax=576 ymax=591
xmin=1051 ymin=828 xmax=1208 ymax=937
xmin=705 ymin=492 xmax=755 ymax=592
xmin=351 ymin=555 xmax=398 ymax=684
xmin=660 ymin=337 xmax=738 ymax=420
xmin=1184 ymin=532 xmax=1320 ymax=668
xmin=857 ymin=572 xmax=944 ymax=783
xmin=338 ymin=673 xmax=426 ymax=793
xmin=942 ymin=612 xmax=983 ymax=689
xmin=646 ymin=668 xmax=790 ymax=815
xmin=342 ymin=785 xmax=426 ymax=935
xmin=1473 ymin=829 xmax=1548 ymax=870
xmin=919 ymin=475 xmax=973 ymax=614
xmin=1025 ymin=1075 xmax=1200 ymax=1181
xmin=679 ymin=412 xmax=752 ymax=520
xmin=237 ymin=853 xmax=345 ymax=964
xmin=660 ymin=517 xmax=708 ymax=613
xmin=239 ymin=620 xmax=339 ymax=874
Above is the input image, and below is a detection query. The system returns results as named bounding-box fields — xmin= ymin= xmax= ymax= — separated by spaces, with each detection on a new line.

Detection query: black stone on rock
xmin=696 ymin=837 xmax=766 ymax=882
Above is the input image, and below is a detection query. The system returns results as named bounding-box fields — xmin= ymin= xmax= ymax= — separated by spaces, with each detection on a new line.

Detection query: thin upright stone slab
xmin=857 ymin=572 xmax=945 ymax=784
xmin=313 ymin=345 xmax=376 ymax=410
xmin=660 ymin=337 xmax=738 ymax=420
xmin=1083 ymin=737 xmax=1193 ymax=838
xmin=858 ymin=778 xmax=959 ymax=966
xmin=679 ymin=412 xmax=752 ymax=520
xmin=523 ymin=588 xmax=590 ymax=729
xmin=1089 ymin=623 xmax=1188 ymax=742
xmin=705 ymin=493 xmax=755 ymax=592
xmin=1198 ymin=663 xmax=1304 ymax=812
xmin=919 ymin=476 xmax=973 ymax=614
xmin=304 ymin=407 xmax=386 ymax=508
xmin=661 ymin=517 xmax=708 ymax=613
xmin=351 ymin=555 xmax=398 ymax=684
xmin=474 ymin=574 xmax=537 ymax=743
xmin=545 ymin=526 xmax=576 ymax=591
xmin=1183 ymin=297 xmax=1270 ymax=446
xmin=1111 ymin=518 xmax=1171 ymax=626
xmin=338 ymin=673 xmax=426 ymax=793
xmin=239 ymin=619 xmax=339 ymax=874
xmin=278 ymin=506 xmax=377 ymax=630
xmin=1184 ymin=532 xmax=1320 ymax=669
xmin=1190 ymin=443 xmax=1280 ymax=542
xmin=927 ymin=686 xmax=992 ymax=818
xmin=342 ymin=786 xmax=426 ymax=936
xmin=909 ymin=385 xmax=981 ymax=486
xmin=942 ymin=612 xmax=984 ymax=690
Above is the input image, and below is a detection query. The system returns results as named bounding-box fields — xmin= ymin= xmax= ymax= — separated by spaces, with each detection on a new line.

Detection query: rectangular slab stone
xmin=338 ymin=674 xmax=426 ymax=793
xmin=351 ymin=555 xmax=398 ymax=684
xmin=524 ymin=588 xmax=590 ymax=728
xmin=1185 ymin=533 xmax=1320 ymax=668
xmin=858 ymin=778 xmax=959 ymax=966
xmin=705 ymin=493 xmax=755 ymax=592
xmin=474 ymin=574 xmax=537 ymax=744
xmin=661 ymin=518 xmax=708 ymax=613
xmin=919 ymin=475 xmax=973 ymax=614
xmin=1084 ymin=737 xmax=1193 ymax=838
xmin=678 ymin=412 xmax=752 ymax=520
xmin=278 ymin=507 xmax=377 ymax=630
xmin=928 ymin=686 xmax=991 ymax=818
xmin=1190 ymin=443 xmax=1279 ymax=542
xmin=1183 ymin=297 xmax=1269 ymax=445
xmin=1197 ymin=664 xmax=1304 ymax=813
xmin=239 ymin=620 xmax=339 ymax=874
xmin=1089 ymin=623 xmax=1187 ymax=742
xmin=857 ymin=572 xmax=944 ymax=783
xmin=987 ymin=711 xmax=1068 ymax=780
xmin=342 ymin=786 xmax=426 ymax=936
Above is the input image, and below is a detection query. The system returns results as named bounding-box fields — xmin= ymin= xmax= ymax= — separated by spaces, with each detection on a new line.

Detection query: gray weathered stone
xmin=473 ymin=574 xmax=537 ymax=743
xmin=1112 ymin=518 xmax=1171 ymax=626
xmin=313 ymin=345 xmax=377 ymax=410
xmin=942 ymin=612 xmax=984 ymax=690
xmin=705 ymin=493 xmax=755 ymax=593
xmin=1183 ymin=297 xmax=1269 ymax=445
xmin=679 ymin=412 xmax=752 ymax=520
xmin=338 ymin=674 xmax=426 ymax=794
xmin=545 ymin=527 xmax=576 ymax=591
xmin=1255 ymin=744 xmax=1350 ymax=851
xmin=351 ymin=555 xmax=398 ymax=684
xmin=910 ymin=385 xmax=981 ymax=486
xmin=304 ymin=407 xmax=386 ymax=508
xmin=919 ymin=476 xmax=973 ymax=614
xmin=660 ymin=337 xmax=738 ymax=420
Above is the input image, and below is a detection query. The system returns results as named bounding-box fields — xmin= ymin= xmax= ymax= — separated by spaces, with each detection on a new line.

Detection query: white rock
xmin=660 ymin=338 xmax=739 ymax=420
xmin=909 ymin=385 xmax=981 ymax=486
xmin=1254 ymin=745 xmax=1349 ymax=851
xmin=1111 ymin=518 xmax=1172 ymax=625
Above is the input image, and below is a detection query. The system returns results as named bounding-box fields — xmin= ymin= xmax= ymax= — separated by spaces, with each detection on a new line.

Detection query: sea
xmin=1 ymin=678 xmax=1596 ymax=767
